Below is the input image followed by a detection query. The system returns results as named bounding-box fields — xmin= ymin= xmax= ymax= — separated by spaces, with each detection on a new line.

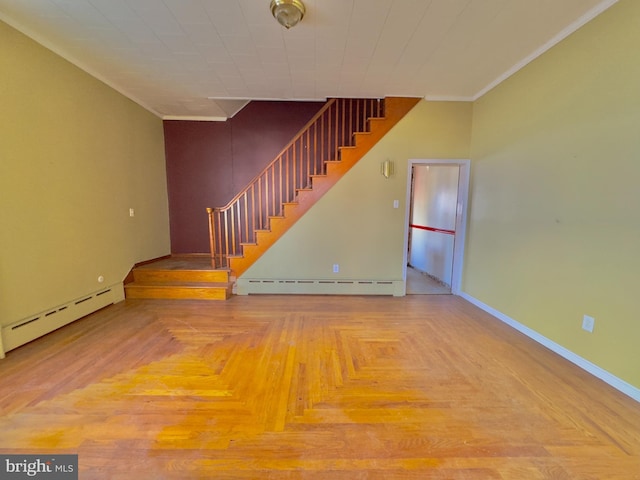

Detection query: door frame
xmin=402 ymin=159 xmax=470 ymax=295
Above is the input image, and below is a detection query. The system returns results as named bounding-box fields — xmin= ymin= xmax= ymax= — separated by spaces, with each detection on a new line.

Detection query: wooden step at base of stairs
xmin=133 ymin=268 xmax=229 ymax=284
xmin=125 ymin=255 xmax=234 ymax=301
xmin=125 ymin=281 xmax=232 ymax=300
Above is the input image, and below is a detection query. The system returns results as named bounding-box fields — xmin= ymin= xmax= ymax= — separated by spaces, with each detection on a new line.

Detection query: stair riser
xmin=125 ymin=286 xmax=230 ymax=300
xmin=282 ymin=203 xmax=299 ymax=216
xmin=133 ymin=270 xmax=229 ymax=284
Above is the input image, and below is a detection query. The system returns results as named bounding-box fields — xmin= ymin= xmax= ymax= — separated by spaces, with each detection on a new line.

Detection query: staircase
xmin=124 ymin=256 xmax=232 ymax=301
xmin=125 ymin=97 xmax=419 ymax=302
xmin=209 ymin=96 xmax=421 ymax=279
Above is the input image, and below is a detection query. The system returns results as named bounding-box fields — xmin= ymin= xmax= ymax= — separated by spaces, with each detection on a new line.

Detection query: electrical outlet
xmin=129 ymin=208 xmax=135 ymax=217
xmin=582 ymin=315 xmax=595 ymax=333
xmin=332 ymin=264 xmax=339 ymax=273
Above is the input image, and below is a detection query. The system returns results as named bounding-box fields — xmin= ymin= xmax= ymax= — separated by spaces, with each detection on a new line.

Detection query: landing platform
xmin=125 ymin=255 xmax=232 ymax=301
xmin=135 ymin=255 xmax=218 ymax=271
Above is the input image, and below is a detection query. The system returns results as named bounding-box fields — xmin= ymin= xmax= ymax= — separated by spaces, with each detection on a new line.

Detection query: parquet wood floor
xmin=1 ymin=295 xmax=639 ymax=479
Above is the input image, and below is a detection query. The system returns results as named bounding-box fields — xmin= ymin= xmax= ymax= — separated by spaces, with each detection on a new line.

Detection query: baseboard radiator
xmin=0 ymin=283 xmax=125 ymax=359
xmin=236 ymin=278 xmax=404 ymax=296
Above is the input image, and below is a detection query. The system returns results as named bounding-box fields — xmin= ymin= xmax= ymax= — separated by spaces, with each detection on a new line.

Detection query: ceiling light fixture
xmin=270 ymin=0 xmax=305 ymax=29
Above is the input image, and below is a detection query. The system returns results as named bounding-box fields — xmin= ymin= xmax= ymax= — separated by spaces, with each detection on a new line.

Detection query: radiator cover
xmin=0 ymin=283 xmax=125 ymax=358
xmin=236 ymin=278 xmax=404 ymax=296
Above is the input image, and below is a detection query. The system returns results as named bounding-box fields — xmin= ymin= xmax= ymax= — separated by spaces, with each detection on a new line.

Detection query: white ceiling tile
xmin=203 ymin=0 xmax=249 ymax=37
xmin=110 ymin=18 xmax=159 ymax=44
xmin=162 ymin=0 xmax=210 ymax=25
xmin=256 ymin=47 xmax=288 ymax=65
xmin=239 ymin=0 xmax=273 ymax=26
xmin=367 ymin=0 xmax=433 ymax=65
xmin=248 ymin=24 xmax=285 ymax=49
xmin=157 ymin=33 xmax=198 ymax=55
xmin=87 ymin=0 xmax=134 ymax=21
xmin=220 ymin=34 xmax=256 ymax=56
xmin=187 ymin=23 xmax=226 ymax=49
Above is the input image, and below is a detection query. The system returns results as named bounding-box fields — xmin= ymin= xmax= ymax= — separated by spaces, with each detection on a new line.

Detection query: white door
xmin=403 ymin=159 xmax=470 ymax=295
xmin=408 ymin=164 xmax=459 ymax=288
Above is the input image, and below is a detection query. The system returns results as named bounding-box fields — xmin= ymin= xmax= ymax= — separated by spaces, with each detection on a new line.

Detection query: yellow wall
xmin=465 ymin=0 xmax=640 ymax=387
xmin=241 ymin=101 xmax=472 ymax=291
xmin=0 ymin=21 xmax=170 ymax=325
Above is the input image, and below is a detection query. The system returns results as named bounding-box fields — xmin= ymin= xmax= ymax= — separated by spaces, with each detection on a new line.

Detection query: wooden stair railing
xmin=207 ymin=97 xmax=421 ymax=277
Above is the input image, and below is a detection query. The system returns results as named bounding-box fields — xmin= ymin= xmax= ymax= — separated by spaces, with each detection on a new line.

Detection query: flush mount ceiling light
xmin=270 ymin=0 xmax=306 ymax=29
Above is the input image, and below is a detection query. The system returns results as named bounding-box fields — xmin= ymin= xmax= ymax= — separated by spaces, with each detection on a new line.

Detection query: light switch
xmin=393 ymin=200 xmax=399 ymax=209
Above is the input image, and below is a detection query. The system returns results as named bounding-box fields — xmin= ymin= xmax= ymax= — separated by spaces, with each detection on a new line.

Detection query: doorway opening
xmin=403 ymin=159 xmax=470 ymax=295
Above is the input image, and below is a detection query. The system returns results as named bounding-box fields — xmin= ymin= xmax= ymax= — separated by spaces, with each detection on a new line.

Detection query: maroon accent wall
xmin=164 ymin=101 xmax=325 ymax=253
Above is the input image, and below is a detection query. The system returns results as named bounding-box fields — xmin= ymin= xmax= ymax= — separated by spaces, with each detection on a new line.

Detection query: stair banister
xmin=220 ymin=99 xmax=338 ymax=211
xmin=208 ymin=98 xmax=386 ymax=269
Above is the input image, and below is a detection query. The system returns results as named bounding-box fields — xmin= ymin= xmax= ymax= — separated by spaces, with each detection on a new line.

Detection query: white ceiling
xmin=0 ymin=0 xmax=618 ymax=120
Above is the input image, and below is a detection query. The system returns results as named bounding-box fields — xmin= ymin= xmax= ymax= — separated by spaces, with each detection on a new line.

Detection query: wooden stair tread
xmin=135 ymin=256 xmax=218 ymax=271
xmin=125 ymin=281 xmax=232 ymax=301
xmin=138 ymin=268 xmax=225 ymax=275
xmin=136 ymin=268 xmax=227 ymax=271
xmin=126 ymin=281 xmax=231 ymax=288
xmin=132 ymin=264 xmax=229 ymax=284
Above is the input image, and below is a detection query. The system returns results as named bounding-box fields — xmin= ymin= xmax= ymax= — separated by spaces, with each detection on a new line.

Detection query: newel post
xmin=206 ymin=207 xmax=217 ymax=269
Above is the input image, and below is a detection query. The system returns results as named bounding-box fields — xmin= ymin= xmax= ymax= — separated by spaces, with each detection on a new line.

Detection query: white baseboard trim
xmin=459 ymin=292 xmax=640 ymax=403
